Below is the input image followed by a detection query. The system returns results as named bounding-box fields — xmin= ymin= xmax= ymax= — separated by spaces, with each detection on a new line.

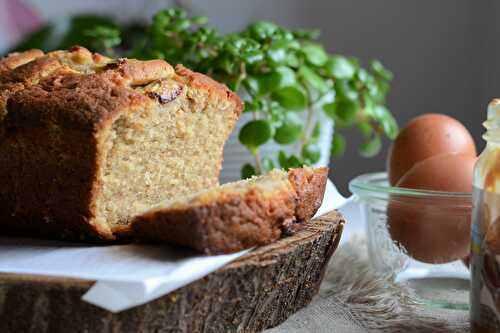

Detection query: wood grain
xmin=0 ymin=211 xmax=345 ymax=333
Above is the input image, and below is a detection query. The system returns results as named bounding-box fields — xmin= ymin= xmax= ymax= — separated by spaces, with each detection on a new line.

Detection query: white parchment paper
xmin=0 ymin=179 xmax=347 ymax=312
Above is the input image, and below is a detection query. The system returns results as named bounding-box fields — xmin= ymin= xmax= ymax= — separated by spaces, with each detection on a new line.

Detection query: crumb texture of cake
xmin=132 ymin=167 xmax=328 ymax=254
xmin=0 ymin=47 xmax=243 ymax=240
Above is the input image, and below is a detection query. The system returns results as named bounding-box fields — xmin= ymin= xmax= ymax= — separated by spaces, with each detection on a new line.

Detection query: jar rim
xmin=349 ymin=172 xmax=472 ymax=199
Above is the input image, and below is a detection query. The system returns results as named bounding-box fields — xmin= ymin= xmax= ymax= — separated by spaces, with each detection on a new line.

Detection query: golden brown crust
xmin=1 ymin=48 xmax=242 ymax=118
xmin=0 ymin=125 xmax=112 ymax=240
xmin=52 ymin=45 xmax=110 ymax=66
xmin=134 ymin=187 xmax=296 ymax=254
xmin=0 ymin=49 xmax=44 ymax=79
xmin=0 ymin=49 xmax=47 ymax=123
xmin=0 ymin=50 xmax=74 ymax=123
xmin=0 ymin=47 xmax=243 ymax=241
xmin=104 ymin=58 xmax=174 ymax=85
xmin=3 ymin=57 xmax=68 ymax=84
xmin=1 ymin=48 xmax=243 ymax=123
xmin=175 ymin=64 xmax=244 ymax=117
xmin=7 ymin=73 xmax=147 ymax=131
xmin=131 ymin=168 xmax=328 ymax=254
xmin=288 ymin=167 xmax=328 ymax=221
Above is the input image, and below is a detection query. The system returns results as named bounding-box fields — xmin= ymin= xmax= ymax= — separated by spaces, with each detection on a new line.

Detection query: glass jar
xmin=350 ymin=172 xmax=471 ymax=309
xmin=471 ymin=99 xmax=500 ymax=332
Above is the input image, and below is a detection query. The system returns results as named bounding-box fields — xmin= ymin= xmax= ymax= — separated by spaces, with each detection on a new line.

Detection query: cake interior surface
xmin=95 ymin=81 xmax=237 ymax=234
xmin=144 ymin=169 xmax=292 ymax=212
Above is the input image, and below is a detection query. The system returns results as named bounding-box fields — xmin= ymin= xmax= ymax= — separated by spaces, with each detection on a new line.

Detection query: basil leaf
xmin=335 ymin=99 xmax=359 ymax=126
xmin=278 ymin=150 xmax=289 ymax=169
xmin=267 ymin=40 xmax=289 ymax=65
xmin=331 ymin=132 xmax=346 ymax=158
xmin=371 ymin=60 xmax=393 ymax=81
xmin=287 ymin=154 xmax=304 ymax=168
xmin=241 ymin=163 xmax=257 ymax=179
xmin=302 ymin=42 xmax=328 ymax=66
xmin=262 ymin=157 xmax=275 ymax=173
xmin=366 ymin=105 xmax=399 ymax=139
xmin=357 ymin=122 xmax=373 ymax=138
xmin=276 ymin=66 xmax=297 ymax=87
xmin=311 ymin=122 xmax=321 ymax=143
xmin=359 ymin=135 xmax=382 ymax=158
xmin=239 ymin=120 xmax=272 ymax=152
xmin=245 ymin=72 xmax=282 ymax=96
xmin=298 ymin=65 xmax=328 ymax=94
xmin=302 ymin=143 xmax=321 ymax=164
xmin=249 ymin=21 xmax=278 ymax=40
xmin=335 ymin=80 xmax=358 ymax=101
xmin=272 ymin=86 xmax=308 ymax=111
xmin=323 ymin=102 xmax=336 ymax=120
xmin=324 ymin=98 xmax=358 ymax=127
xmin=325 ymin=56 xmax=356 ymax=79
xmin=274 ymin=112 xmax=304 ymax=144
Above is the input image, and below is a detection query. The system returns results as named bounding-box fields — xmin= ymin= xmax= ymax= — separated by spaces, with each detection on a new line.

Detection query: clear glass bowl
xmin=349 ymin=172 xmax=471 ymax=309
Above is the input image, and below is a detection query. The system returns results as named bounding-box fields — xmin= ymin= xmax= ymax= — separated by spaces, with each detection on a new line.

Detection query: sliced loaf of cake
xmin=0 ymin=47 xmax=243 ymax=240
xmin=132 ymin=167 xmax=328 ymax=254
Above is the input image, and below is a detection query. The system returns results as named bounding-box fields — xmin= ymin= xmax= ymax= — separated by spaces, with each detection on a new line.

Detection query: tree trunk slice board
xmin=0 ymin=211 xmax=345 ymax=333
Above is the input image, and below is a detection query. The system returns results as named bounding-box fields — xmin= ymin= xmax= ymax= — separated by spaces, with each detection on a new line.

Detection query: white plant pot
xmin=220 ymin=111 xmax=333 ymax=184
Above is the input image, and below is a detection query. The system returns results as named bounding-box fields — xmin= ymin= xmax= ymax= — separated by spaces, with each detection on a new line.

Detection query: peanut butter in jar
xmin=471 ymin=99 xmax=500 ymax=332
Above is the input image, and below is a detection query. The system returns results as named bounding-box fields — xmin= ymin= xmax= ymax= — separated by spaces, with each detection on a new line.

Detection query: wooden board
xmin=0 ymin=211 xmax=345 ymax=333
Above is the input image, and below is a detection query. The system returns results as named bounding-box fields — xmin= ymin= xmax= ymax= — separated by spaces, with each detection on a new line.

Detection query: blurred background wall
xmin=1 ymin=0 xmax=499 ymax=193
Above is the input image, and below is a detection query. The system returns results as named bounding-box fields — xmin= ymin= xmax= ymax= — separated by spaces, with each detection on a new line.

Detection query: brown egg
xmin=396 ymin=153 xmax=476 ymax=192
xmin=387 ymin=197 xmax=471 ymax=264
xmin=387 ymin=153 xmax=475 ymax=264
xmin=387 ymin=114 xmax=476 ymax=186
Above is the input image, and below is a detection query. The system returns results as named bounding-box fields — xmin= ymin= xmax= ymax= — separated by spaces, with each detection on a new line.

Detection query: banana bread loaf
xmin=0 ymin=47 xmax=243 ymax=240
xmin=132 ymin=167 xmax=328 ymax=254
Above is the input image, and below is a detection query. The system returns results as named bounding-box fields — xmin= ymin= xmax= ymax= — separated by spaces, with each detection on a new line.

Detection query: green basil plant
xmin=11 ymin=7 xmax=398 ymax=179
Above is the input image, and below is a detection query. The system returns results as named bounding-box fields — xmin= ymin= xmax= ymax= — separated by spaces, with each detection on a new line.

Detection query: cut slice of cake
xmin=0 ymin=47 xmax=243 ymax=240
xmin=131 ymin=167 xmax=328 ymax=254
